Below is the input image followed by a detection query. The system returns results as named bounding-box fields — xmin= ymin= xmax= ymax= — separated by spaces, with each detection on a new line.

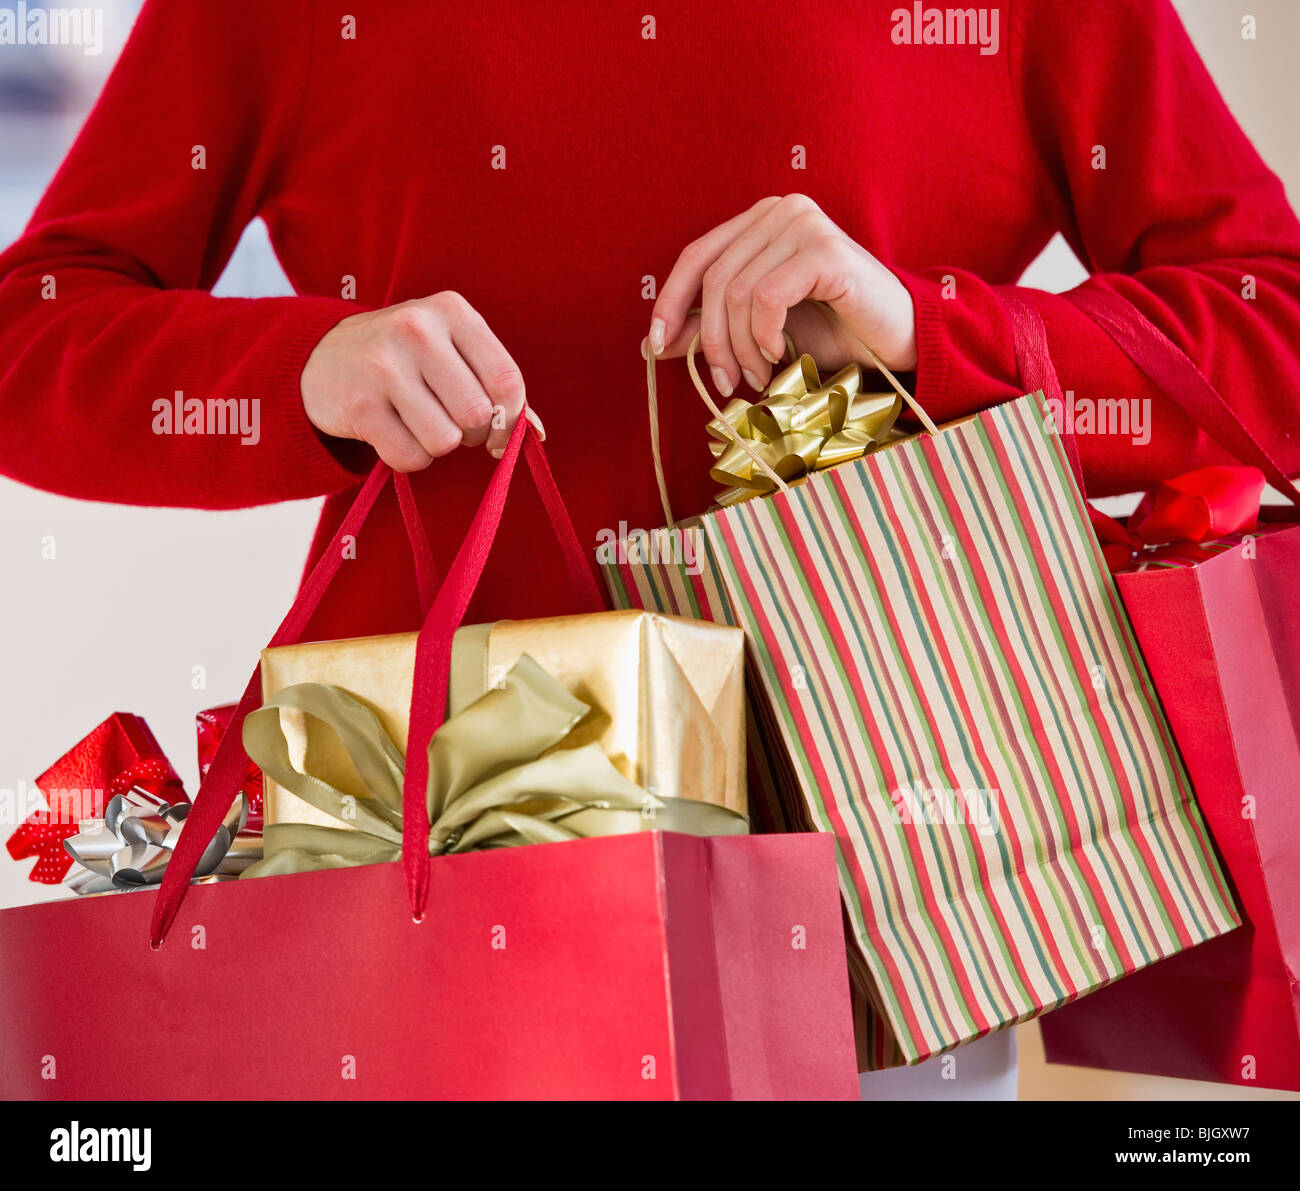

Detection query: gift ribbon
xmin=1090 ymin=464 xmax=1267 ymax=572
xmin=7 ymin=753 xmax=185 ymax=886
xmin=705 ymin=356 xmax=910 ymax=508
xmin=62 ymin=786 xmax=256 ymax=896
xmin=240 ymin=652 xmax=747 ymax=878
xmin=647 ymin=299 xmax=939 ymax=524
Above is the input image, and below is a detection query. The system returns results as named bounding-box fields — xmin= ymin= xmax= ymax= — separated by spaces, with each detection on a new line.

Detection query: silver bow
xmin=62 ymin=785 xmax=261 ymax=896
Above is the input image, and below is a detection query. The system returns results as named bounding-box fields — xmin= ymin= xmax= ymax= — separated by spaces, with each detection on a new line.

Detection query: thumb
xmin=642 ymin=311 xmax=702 ymax=362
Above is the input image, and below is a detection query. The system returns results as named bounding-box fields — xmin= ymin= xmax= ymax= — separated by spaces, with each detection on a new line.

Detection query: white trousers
xmin=858 ymin=1030 xmax=1017 ymax=1100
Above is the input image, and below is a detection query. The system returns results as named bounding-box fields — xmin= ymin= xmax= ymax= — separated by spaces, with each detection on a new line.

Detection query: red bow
xmin=8 ymin=707 xmax=264 ymax=886
xmin=1092 ymin=465 xmax=1266 ymax=573
xmin=6 ymin=714 xmax=185 ymax=885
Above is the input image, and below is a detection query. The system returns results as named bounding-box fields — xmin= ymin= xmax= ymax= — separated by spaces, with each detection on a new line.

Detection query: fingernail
xmin=710 ymin=366 xmax=734 ymax=397
xmin=649 ymin=317 xmax=666 ymax=355
xmin=742 ymin=369 xmax=763 ymax=392
xmin=760 ymin=347 xmax=780 ymax=365
xmin=489 ymin=447 xmax=504 ymax=459
xmin=640 ymin=337 xmax=649 ymax=361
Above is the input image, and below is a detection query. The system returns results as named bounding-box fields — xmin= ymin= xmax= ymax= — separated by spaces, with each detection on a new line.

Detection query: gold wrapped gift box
xmin=258 ymin=610 xmax=747 ymax=855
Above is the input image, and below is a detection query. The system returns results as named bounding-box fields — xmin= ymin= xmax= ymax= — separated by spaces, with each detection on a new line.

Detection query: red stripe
xmin=616 ymin=559 xmax=642 ymax=610
xmin=943 ymin=429 xmax=1168 ymax=956
xmin=887 ymin=445 xmax=1101 ymax=987
xmin=688 ymin=551 xmax=712 ymax=620
xmin=1011 ymin=407 xmax=1232 ymax=922
xmin=805 ymin=477 xmax=1026 ymax=1015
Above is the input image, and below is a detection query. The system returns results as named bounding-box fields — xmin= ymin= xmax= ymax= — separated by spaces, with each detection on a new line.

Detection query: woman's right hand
xmin=301 ymin=291 xmax=526 ymax=471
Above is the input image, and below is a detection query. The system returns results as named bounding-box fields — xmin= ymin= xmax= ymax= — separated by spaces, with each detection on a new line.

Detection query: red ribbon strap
xmin=150 ymin=415 xmax=599 ymax=945
xmin=401 ymin=414 xmax=603 ymax=919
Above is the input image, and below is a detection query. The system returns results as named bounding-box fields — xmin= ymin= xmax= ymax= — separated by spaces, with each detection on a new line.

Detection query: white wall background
xmin=0 ymin=1 xmax=1295 ymax=1100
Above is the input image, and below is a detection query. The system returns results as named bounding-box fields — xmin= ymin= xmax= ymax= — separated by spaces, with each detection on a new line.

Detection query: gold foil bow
xmin=63 ymin=786 xmax=257 ymax=895
xmin=240 ymin=653 xmax=747 ymax=878
xmin=707 ymin=355 xmax=909 ymax=508
xmin=646 ymin=300 xmax=941 ymax=524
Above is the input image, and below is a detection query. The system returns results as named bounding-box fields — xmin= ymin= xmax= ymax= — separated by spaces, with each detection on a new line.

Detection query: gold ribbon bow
xmin=707 ymin=356 xmax=908 ymax=508
xmin=646 ymin=300 xmax=941 ymax=525
xmin=240 ymin=653 xmax=747 ymax=878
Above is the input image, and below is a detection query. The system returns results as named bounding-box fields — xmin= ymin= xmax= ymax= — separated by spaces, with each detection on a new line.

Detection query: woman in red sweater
xmin=0 ymin=0 xmax=1296 ymax=645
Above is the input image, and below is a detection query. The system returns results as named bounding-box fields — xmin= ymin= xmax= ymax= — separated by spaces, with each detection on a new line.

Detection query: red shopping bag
xmin=0 ymin=830 xmax=856 ymax=1100
xmin=0 ymin=414 xmax=858 ymax=1100
xmin=1033 ymin=289 xmax=1300 ymax=1092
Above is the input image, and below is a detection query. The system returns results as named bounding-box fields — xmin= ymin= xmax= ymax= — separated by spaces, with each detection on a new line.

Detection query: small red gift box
xmin=5 ymin=713 xmax=183 ymax=884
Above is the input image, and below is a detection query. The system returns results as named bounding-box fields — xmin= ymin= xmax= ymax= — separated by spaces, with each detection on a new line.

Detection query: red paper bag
xmin=0 ymin=830 xmax=858 ymax=1100
xmin=1038 ymin=287 xmax=1300 ymax=1092
xmin=3 ymin=414 xmax=858 ymax=1100
xmin=1041 ymin=522 xmax=1300 ymax=1090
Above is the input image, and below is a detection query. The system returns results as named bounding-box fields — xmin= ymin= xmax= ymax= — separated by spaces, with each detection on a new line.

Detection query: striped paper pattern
xmin=607 ymin=394 xmax=1239 ymax=1066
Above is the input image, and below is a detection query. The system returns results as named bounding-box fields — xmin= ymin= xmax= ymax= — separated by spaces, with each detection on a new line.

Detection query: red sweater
xmin=1 ymin=0 xmax=1297 ymax=643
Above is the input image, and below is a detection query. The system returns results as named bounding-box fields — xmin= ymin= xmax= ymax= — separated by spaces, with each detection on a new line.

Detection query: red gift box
xmin=5 ymin=713 xmax=183 ymax=885
xmin=0 ymin=831 xmax=859 ymax=1100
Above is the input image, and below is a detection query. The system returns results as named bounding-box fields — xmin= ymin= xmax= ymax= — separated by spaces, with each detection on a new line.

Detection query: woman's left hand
xmin=643 ymin=194 xmax=918 ymax=397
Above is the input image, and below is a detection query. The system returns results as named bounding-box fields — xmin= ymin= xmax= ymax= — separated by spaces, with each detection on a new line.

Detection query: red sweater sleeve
xmin=0 ymin=0 xmax=367 ymax=508
xmin=895 ymin=0 xmax=1300 ymax=497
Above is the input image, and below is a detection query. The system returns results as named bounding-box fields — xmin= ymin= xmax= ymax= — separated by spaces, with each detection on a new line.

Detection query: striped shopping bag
xmin=608 ymin=311 xmax=1238 ymax=1067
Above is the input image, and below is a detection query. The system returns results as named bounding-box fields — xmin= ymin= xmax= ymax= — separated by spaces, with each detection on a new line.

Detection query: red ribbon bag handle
xmin=150 ymin=416 xmax=600 ymax=945
xmin=1005 ymin=284 xmax=1299 ymax=510
xmin=401 ymin=415 xmax=603 ymax=919
xmin=1064 ymin=285 xmax=1300 ymax=507
xmin=1000 ymin=291 xmax=1087 ymax=496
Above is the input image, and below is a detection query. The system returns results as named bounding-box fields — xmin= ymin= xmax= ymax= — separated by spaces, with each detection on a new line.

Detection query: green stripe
xmin=953 ymin=415 xmax=1153 ymax=970
xmin=997 ymin=406 xmax=1189 ymax=947
xmin=882 ymin=430 xmax=1115 ymax=985
xmin=602 ymin=563 xmax=631 ymax=611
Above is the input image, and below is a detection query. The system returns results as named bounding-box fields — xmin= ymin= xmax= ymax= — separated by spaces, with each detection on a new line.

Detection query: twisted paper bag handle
xmin=646 ymin=298 xmax=940 ymax=525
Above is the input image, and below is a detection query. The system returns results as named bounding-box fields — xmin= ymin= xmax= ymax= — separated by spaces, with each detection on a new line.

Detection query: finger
xmin=649 ymin=196 xmax=780 ymax=357
xmin=750 ymin=254 xmax=831 ymax=367
xmin=692 ymin=195 xmax=820 ymax=394
xmin=699 ymin=257 xmax=745 ymax=398
xmin=445 ymin=302 xmax=526 ymax=456
xmin=372 ymin=299 xmax=469 ymax=456
xmin=726 ymin=239 xmax=798 ymax=391
xmin=388 ymin=375 xmax=466 ymax=459
xmin=412 ymin=339 xmax=495 ymax=447
xmin=647 ymin=311 xmax=702 ymax=361
xmin=355 ymin=398 xmax=435 ymax=473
